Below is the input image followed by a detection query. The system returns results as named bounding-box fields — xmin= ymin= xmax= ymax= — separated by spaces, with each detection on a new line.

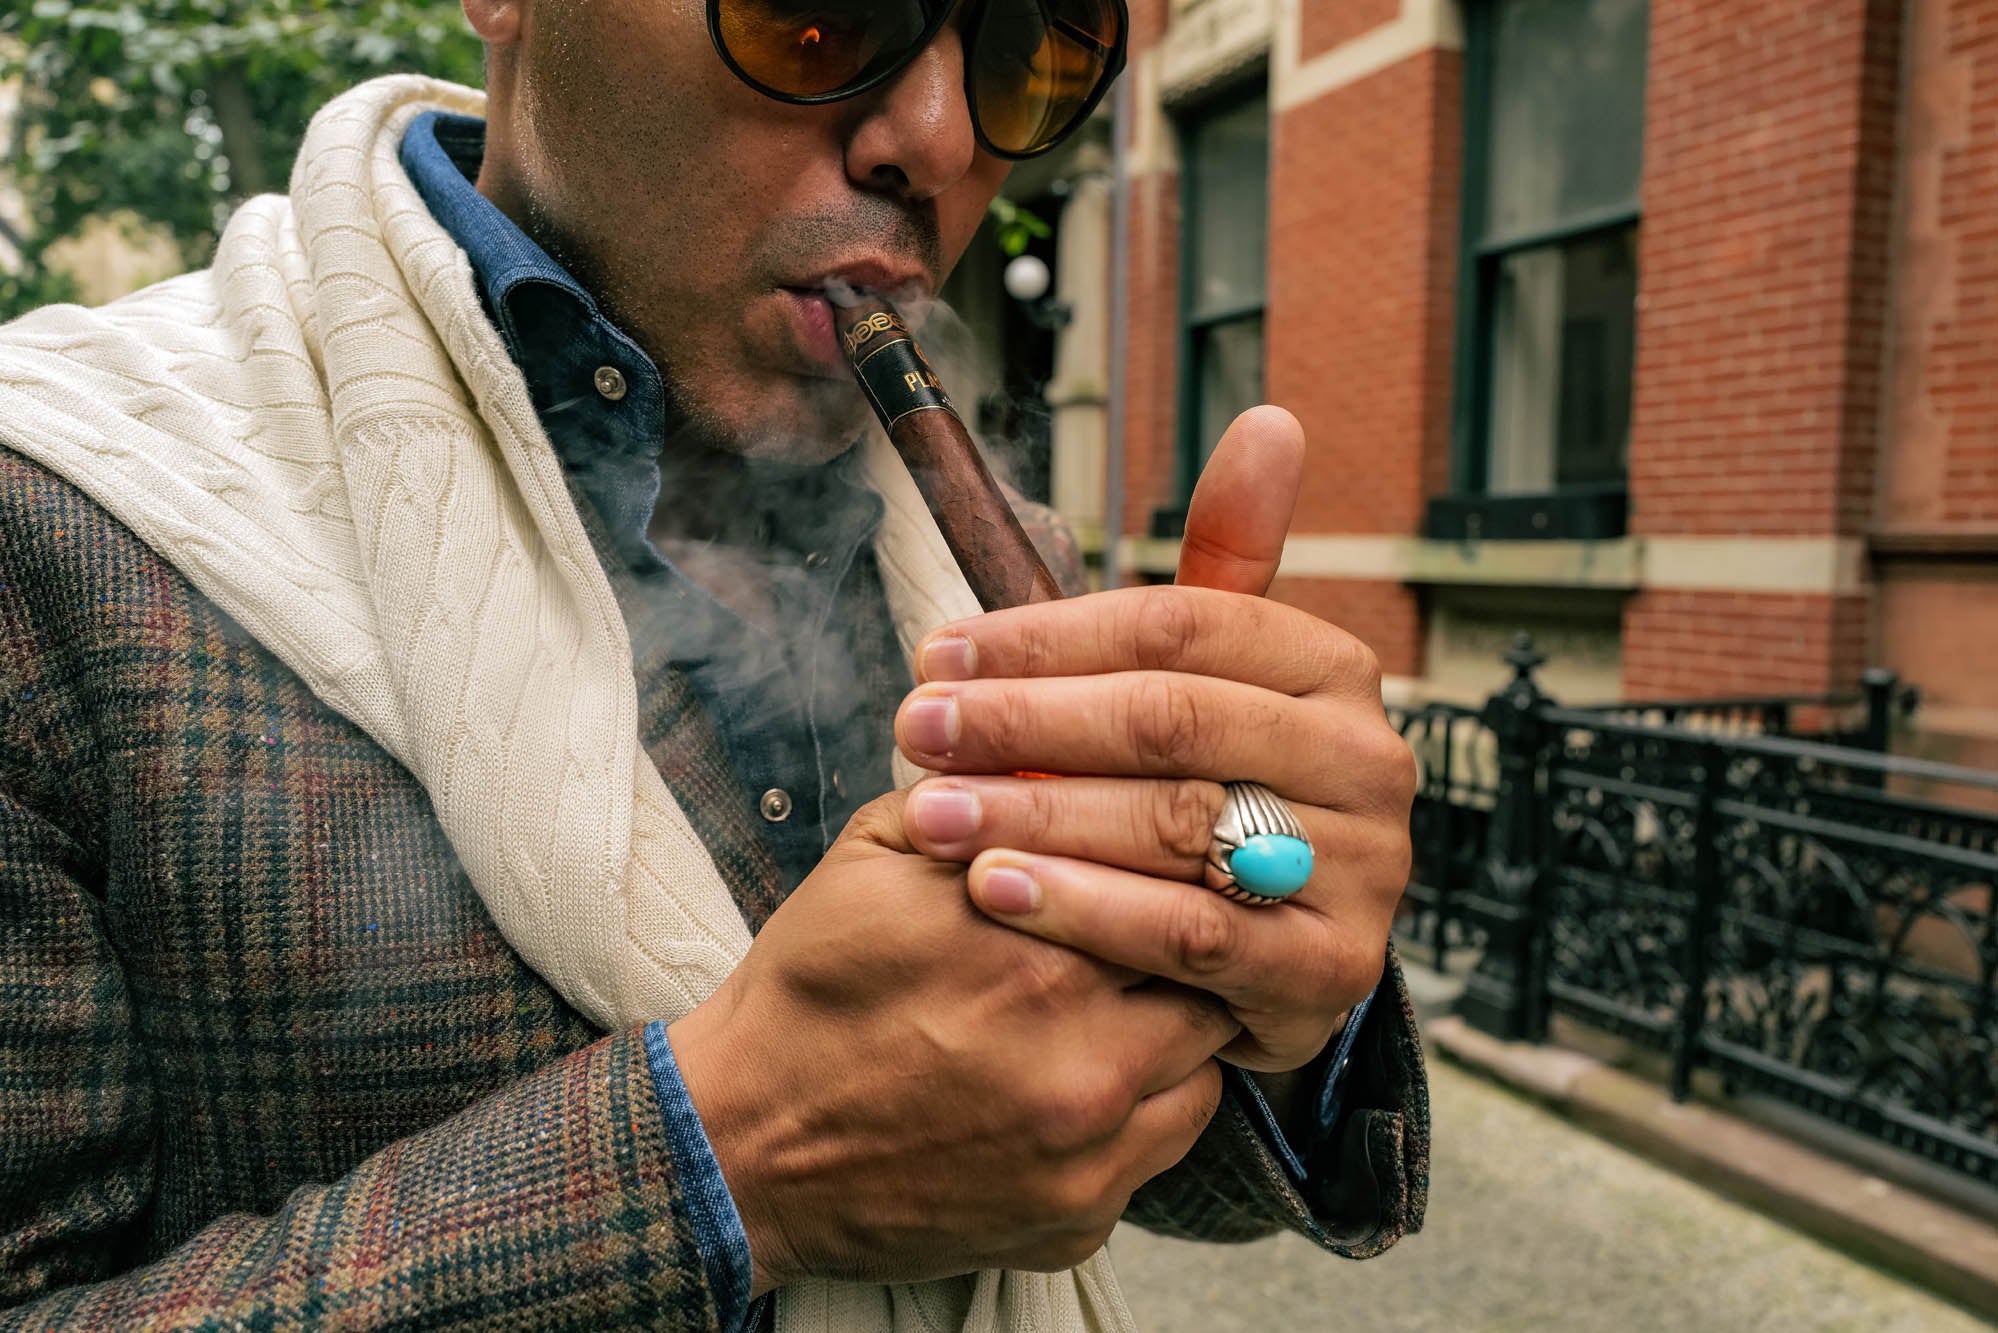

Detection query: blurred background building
xmin=8 ymin=3 xmax=1998 ymax=765
xmin=977 ymin=0 xmax=1998 ymax=771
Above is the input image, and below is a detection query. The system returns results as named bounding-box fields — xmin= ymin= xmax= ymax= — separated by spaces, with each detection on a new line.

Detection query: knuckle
xmin=1378 ymin=821 xmax=1415 ymax=895
xmin=1156 ymin=780 xmax=1221 ymax=864
xmin=1128 ymin=675 xmax=1204 ymax=773
xmin=1033 ymin=1080 xmax=1125 ymax=1156
xmin=983 ymin=684 xmax=1036 ymax=762
xmin=1320 ymin=929 xmax=1387 ymax=1010
xmin=1293 ymin=927 xmax=1351 ymax=1009
xmin=1355 ymin=640 xmax=1384 ymax=694
xmin=1167 ymin=893 xmax=1237 ymax=978
xmin=1313 ymin=630 xmax=1382 ymax=697
xmin=1390 ymin=736 xmax=1421 ymax=809
xmin=1129 ymin=591 xmax=1204 ymax=671
xmin=1016 ymin=619 xmax=1060 ymax=679
xmin=1013 ymin=940 xmax=1087 ymax=1008
xmin=1021 ymin=783 xmax=1061 ymax=848
xmin=1071 ymin=1077 xmax=1129 ymax=1141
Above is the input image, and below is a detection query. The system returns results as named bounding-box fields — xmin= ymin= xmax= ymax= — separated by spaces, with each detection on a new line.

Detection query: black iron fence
xmin=1392 ymin=637 xmax=1998 ymax=1188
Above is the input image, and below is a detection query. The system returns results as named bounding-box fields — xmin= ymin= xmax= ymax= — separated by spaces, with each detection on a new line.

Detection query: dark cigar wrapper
xmin=838 ymin=299 xmax=1064 ymax=613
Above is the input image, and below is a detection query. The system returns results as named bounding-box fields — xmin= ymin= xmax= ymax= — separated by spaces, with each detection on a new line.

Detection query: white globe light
xmin=1004 ymin=253 xmax=1052 ymax=303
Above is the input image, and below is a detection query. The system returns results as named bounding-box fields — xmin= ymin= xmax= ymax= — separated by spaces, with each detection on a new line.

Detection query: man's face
xmin=476 ymin=0 xmax=1011 ymax=462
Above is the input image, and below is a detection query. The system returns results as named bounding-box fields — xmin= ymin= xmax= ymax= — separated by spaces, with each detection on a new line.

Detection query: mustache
xmin=756 ymin=196 xmax=944 ymax=288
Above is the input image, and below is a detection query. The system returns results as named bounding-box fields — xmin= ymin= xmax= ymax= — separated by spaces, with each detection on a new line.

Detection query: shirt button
xmin=803 ymin=550 xmax=829 ymax=570
xmin=593 ymin=366 xmax=629 ymax=401
xmin=831 ymin=768 xmax=846 ymax=797
xmin=759 ymin=788 xmax=793 ymax=822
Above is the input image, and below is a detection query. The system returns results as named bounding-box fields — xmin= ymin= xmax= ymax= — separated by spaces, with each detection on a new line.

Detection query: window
xmin=1436 ymin=0 xmax=1648 ymax=539
xmin=1168 ymin=90 xmax=1269 ymax=526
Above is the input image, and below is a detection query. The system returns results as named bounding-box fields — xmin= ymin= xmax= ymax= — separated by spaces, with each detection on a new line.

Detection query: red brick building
xmin=1059 ymin=0 xmax=1998 ymax=765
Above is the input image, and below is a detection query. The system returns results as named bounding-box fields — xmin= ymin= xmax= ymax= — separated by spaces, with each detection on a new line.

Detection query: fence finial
xmin=1503 ymin=631 xmax=1546 ymax=682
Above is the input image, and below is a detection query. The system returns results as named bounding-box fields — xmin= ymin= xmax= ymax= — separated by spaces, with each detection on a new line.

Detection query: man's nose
xmin=843 ymin=28 xmax=979 ymax=200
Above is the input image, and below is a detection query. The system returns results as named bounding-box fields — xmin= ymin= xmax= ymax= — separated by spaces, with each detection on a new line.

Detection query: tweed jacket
xmin=0 ymin=438 xmax=1428 ymax=1329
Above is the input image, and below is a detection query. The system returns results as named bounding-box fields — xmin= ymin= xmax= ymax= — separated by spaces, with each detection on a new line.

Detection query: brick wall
xmin=1621 ymin=0 xmax=1902 ymax=698
xmin=1871 ymin=0 xmax=1998 ymax=740
xmin=1623 ymin=591 xmax=1871 ymax=696
xmin=1268 ymin=51 xmax=1460 ymax=537
xmin=1880 ymin=0 xmax=1998 ymax=530
xmin=1117 ymin=168 xmax=1182 ymax=535
xmin=1112 ymin=5 xmax=1459 ymax=673
xmin=1629 ymin=0 xmax=1899 ymax=538
xmin=1301 ymin=0 xmax=1402 ymax=62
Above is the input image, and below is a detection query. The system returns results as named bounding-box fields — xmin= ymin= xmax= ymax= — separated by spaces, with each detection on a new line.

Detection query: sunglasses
xmin=706 ymin=0 xmax=1128 ymax=160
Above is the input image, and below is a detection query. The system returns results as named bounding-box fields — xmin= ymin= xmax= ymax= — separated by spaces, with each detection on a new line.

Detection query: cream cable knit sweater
xmin=0 ymin=77 xmax=1131 ymax=1333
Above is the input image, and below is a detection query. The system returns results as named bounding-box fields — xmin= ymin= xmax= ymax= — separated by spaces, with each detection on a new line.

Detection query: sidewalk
xmin=1108 ymin=962 xmax=1995 ymax=1331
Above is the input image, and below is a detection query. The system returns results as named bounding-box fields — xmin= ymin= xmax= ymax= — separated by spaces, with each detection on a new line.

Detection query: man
xmin=0 ymin=0 xmax=1426 ymax=1327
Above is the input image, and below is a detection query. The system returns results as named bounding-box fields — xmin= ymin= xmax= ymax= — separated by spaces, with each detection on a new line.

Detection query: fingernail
xmin=903 ymin=694 xmax=960 ymax=757
xmin=911 ymin=787 xmax=981 ymax=843
xmin=981 ymin=866 xmax=1040 ymax=915
xmin=921 ymin=635 xmax=977 ymax=682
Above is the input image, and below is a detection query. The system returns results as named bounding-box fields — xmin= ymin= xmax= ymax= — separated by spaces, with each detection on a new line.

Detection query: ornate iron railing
xmin=1401 ymin=638 xmax=1997 ymax=1187
xmin=1390 ymin=701 xmax=1496 ymax=972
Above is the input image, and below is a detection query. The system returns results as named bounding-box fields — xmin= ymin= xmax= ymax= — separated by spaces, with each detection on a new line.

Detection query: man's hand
xmin=895 ymin=407 xmax=1417 ymax=1073
xmin=667 ymin=796 xmax=1235 ymax=1298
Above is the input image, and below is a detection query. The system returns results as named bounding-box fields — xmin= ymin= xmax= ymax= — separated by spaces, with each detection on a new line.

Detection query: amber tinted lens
xmin=718 ymin=0 xmax=933 ymax=97
xmin=971 ymin=0 xmax=1122 ymax=155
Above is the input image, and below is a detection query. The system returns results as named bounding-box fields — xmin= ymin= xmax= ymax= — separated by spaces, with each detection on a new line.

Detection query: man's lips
xmin=768 ymin=257 xmax=935 ymax=379
xmin=780 ymin=287 xmax=845 ymax=371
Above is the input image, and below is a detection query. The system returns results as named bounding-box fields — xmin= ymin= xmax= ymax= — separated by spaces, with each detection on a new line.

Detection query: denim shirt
xmin=402 ymin=110 xmax=1372 ymax=1330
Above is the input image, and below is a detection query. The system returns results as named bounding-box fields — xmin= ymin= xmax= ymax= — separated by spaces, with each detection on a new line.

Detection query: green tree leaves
xmin=1 ymin=1 xmax=484 ymax=319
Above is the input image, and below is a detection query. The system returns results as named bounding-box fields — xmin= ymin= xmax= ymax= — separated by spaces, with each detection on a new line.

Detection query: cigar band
xmin=851 ymin=333 xmax=960 ymax=430
xmin=841 ymin=309 xmax=906 ymax=356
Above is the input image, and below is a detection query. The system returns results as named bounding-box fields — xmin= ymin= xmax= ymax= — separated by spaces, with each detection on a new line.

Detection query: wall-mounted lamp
xmin=1003 ymin=254 xmax=1072 ymax=331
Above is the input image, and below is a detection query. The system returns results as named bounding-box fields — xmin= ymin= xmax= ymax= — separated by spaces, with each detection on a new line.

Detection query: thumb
xmin=830 ymin=789 xmax=915 ymax=856
xmin=1176 ymin=405 xmax=1304 ymax=595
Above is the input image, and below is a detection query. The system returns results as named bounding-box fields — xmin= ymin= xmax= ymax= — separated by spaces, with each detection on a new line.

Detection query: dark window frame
xmin=1158 ymin=81 xmax=1270 ymax=535
xmin=1434 ymin=0 xmax=1645 ymax=541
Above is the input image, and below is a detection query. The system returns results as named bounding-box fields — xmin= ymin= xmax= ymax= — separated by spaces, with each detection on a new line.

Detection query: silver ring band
xmin=1204 ymin=781 xmax=1313 ymax=904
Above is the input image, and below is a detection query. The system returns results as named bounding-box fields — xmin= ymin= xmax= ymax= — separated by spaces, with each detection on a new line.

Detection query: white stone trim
xmin=1278 ymin=534 xmax=1414 ymax=579
xmin=1273 ymin=0 xmax=1464 ymax=113
xmin=1116 ymin=533 xmax=1871 ymax=594
xmin=1159 ymin=0 xmax=1275 ymax=104
xmin=1125 ymin=534 xmax=1417 ymax=579
xmin=1641 ymin=537 xmax=1870 ymax=596
xmin=1125 ymin=48 xmax=1180 ymax=178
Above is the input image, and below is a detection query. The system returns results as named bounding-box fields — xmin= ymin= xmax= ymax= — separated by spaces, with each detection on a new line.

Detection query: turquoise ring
xmin=1205 ymin=781 xmax=1314 ymax=905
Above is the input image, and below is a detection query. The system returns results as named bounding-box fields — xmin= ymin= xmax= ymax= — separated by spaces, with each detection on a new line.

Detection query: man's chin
xmin=730 ymin=430 xmax=866 ymax=465
xmin=700 ymin=379 xmax=875 ymax=465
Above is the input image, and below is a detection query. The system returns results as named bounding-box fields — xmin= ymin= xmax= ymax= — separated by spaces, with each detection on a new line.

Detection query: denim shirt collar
xmin=402 ymin=110 xmax=610 ymax=366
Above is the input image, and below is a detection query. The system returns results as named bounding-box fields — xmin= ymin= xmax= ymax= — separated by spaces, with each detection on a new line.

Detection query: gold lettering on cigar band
xmin=903 ymin=368 xmax=945 ymax=393
xmin=841 ymin=310 xmax=909 ymax=357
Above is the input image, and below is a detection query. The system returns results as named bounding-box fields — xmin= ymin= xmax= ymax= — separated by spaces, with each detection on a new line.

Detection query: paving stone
xmin=1110 ymin=1059 xmax=1994 ymax=1331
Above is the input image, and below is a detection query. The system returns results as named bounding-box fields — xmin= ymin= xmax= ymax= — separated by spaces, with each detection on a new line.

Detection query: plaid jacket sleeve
xmin=1122 ymin=945 xmax=1429 ymax=1257
xmin=0 ymin=795 xmax=723 ymax=1332
xmin=0 ymin=807 xmax=724 ymax=1332
xmin=0 ymin=465 xmax=729 ymax=1330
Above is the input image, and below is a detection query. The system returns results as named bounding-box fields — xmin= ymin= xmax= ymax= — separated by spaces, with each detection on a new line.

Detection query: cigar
xmin=834 ymin=294 xmax=1064 ymax=612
